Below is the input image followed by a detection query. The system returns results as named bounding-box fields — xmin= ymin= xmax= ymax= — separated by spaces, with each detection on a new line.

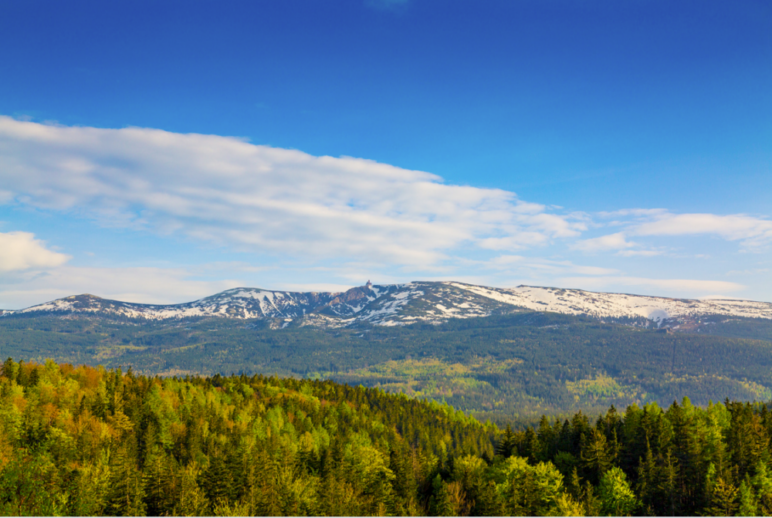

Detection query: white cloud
xmin=486 ymin=255 xmax=526 ymax=267
xmin=558 ymin=275 xmax=745 ymax=297
xmin=0 ymin=266 xmax=243 ymax=309
xmin=616 ymin=249 xmax=663 ymax=257
xmin=585 ymin=210 xmax=772 ymax=256
xmin=2 ymin=117 xmax=770 ymax=306
xmin=483 ymin=255 xmax=618 ymax=276
xmin=0 ymin=117 xmax=582 ymax=267
xmin=633 ymin=213 xmax=772 ymax=249
xmin=598 ymin=208 xmax=668 ymax=218
xmin=569 ymin=265 xmax=620 ymax=276
xmin=572 ymin=232 xmax=635 ymax=252
xmin=0 ymin=231 xmax=70 ymax=273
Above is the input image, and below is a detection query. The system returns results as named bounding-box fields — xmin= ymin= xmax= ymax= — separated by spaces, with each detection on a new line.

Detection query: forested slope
xmin=2 ymin=359 xmax=772 ymax=516
xmin=2 ymin=312 xmax=772 ymax=423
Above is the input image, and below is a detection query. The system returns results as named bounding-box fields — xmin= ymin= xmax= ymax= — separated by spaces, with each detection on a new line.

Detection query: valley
xmin=2 ymin=283 xmax=772 ymax=425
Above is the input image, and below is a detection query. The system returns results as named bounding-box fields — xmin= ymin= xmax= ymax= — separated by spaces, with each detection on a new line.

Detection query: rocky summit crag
xmin=3 ymin=281 xmax=772 ymax=328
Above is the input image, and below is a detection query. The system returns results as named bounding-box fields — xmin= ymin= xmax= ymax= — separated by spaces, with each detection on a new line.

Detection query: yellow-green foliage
xmin=3 ymin=358 xmax=772 ymax=517
xmin=0 ymin=358 xmax=500 ymax=516
xmin=340 ymin=356 xmax=522 ymax=400
xmin=740 ymin=379 xmax=772 ymax=401
xmin=567 ymin=374 xmax=625 ymax=397
xmin=566 ymin=374 xmax=642 ymax=403
xmin=660 ymin=373 xmax=772 ymax=402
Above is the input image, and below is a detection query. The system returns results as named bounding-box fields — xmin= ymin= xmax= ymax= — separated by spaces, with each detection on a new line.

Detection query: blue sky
xmin=0 ymin=0 xmax=770 ymax=308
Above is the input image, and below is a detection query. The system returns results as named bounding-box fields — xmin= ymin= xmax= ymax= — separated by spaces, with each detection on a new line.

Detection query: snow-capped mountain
xmin=3 ymin=281 xmax=772 ymax=327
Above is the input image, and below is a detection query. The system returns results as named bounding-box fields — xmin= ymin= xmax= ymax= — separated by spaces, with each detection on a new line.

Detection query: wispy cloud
xmin=0 ymin=266 xmax=243 ymax=309
xmin=482 ymin=255 xmax=618 ymax=277
xmin=1 ymin=117 xmax=770 ymax=306
xmin=597 ymin=209 xmax=772 ymax=250
xmin=616 ymin=249 xmax=663 ymax=257
xmin=583 ymin=210 xmax=772 ymax=256
xmin=0 ymin=117 xmax=583 ymax=268
xmin=572 ymin=232 xmax=635 ymax=252
xmin=633 ymin=213 xmax=772 ymax=249
xmin=558 ymin=275 xmax=745 ymax=297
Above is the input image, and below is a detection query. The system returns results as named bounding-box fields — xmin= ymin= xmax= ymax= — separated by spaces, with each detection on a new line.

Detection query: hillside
xmin=3 ymin=359 xmax=772 ymax=516
xmin=3 ymin=310 xmax=772 ymax=424
xmin=0 ymin=359 xmax=495 ymax=516
xmin=4 ymin=281 xmax=772 ymax=327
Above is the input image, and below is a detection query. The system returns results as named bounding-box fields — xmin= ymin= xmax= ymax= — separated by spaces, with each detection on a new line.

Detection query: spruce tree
xmin=106 ymin=446 xmax=147 ymax=516
xmin=707 ymin=477 xmax=739 ymax=517
xmin=495 ymin=424 xmax=517 ymax=458
xmin=738 ymin=477 xmax=758 ymax=517
xmin=598 ymin=466 xmax=639 ymax=516
xmin=428 ymin=474 xmax=455 ymax=516
xmin=581 ymin=427 xmax=612 ymax=484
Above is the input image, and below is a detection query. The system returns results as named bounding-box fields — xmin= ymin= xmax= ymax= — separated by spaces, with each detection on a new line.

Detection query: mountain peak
xmin=5 ymin=282 xmax=772 ymax=327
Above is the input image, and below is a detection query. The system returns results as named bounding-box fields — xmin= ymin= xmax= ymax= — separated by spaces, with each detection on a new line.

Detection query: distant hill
xmin=4 ymin=281 xmax=771 ymax=328
xmin=3 ymin=306 xmax=772 ymax=425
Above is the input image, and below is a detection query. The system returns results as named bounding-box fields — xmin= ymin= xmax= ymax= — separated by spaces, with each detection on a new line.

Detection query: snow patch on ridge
xmin=4 ymin=281 xmax=771 ymax=327
xmin=447 ymin=283 xmax=772 ymax=322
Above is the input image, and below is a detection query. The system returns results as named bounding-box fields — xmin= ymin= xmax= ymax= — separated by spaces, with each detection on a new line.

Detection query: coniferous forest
xmin=3 ymin=358 xmax=772 ymax=516
xmin=3 ymin=312 xmax=772 ymax=427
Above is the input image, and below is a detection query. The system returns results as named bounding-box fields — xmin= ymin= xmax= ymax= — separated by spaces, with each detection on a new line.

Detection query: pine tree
xmin=738 ymin=477 xmax=758 ymax=517
xmin=554 ymin=492 xmax=586 ymax=516
xmin=1 ymin=357 xmax=18 ymax=382
xmin=523 ymin=427 xmax=540 ymax=463
xmin=598 ymin=466 xmax=639 ymax=516
xmin=537 ymin=415 xmax=557 ymax=460
xmin=143 ymin=446 xmax=174 ymax=515
xmin=429 ymin=474 xmax=455 ymax=516
xmin=496 ymin=424 xmax=517 ymax=458
xmin=580 ymin=480 xmax=602 ymax=517
xmin=707 ymin=477 xmax=739 ymax=517
xmin=106 ymin=446 xmax=147 ymax=516
xmin=751 ymin=460 xmax=772 ymax=515
xmin=390 ymin=446 xmax=418 ymax=515
xmin=581 ymin=428 xmax=612 ymax=484
xmin=636 ymin=439 xmax=659 ymax=511
xmin=567 ymin=466 xmax=583 ymax=499
xmin=71 ymin=460 xmax=110 ymax=516
xmin=203 ymin=452 xmax=235 ymax=506
xmin=659 ymin=450 xmax=681 ymax=516
xmin=175 ymin=462 xmax=210 ymax=516
xmin=472 ymin=480 xmax=502 ymax=516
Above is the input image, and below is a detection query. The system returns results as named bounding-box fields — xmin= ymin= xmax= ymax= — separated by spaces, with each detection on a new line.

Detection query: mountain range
xmin=3 ymin=280 xmax=772 ymax=423
xmin=3 ymin=281 xmax=771 ymax=327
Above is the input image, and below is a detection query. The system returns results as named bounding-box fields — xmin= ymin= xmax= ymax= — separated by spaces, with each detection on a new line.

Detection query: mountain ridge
xmin=3 ymin=281 xmax=771 ymax=327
